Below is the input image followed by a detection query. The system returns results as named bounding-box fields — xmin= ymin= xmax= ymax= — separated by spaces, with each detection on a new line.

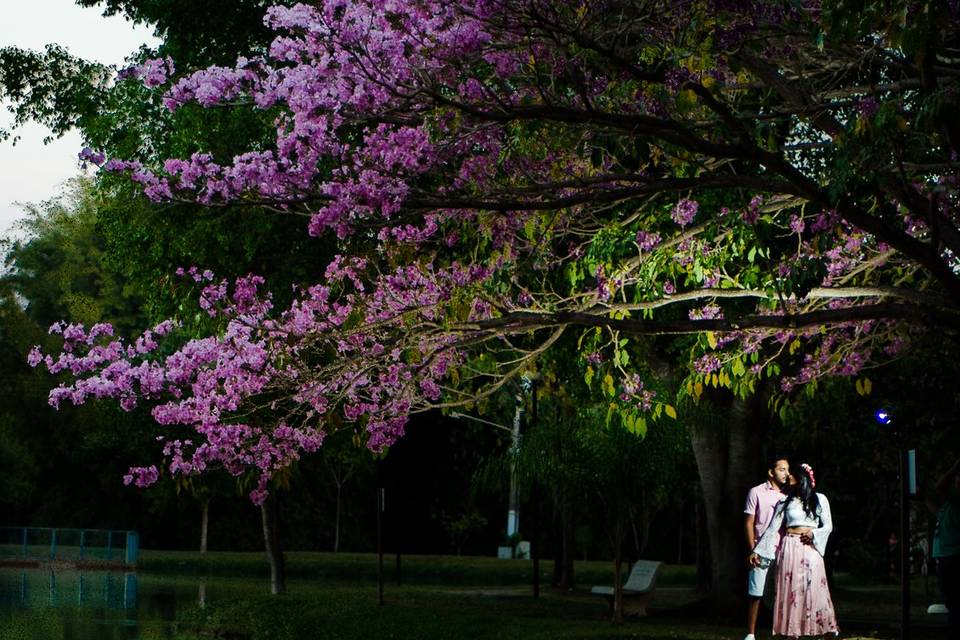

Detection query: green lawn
xmin=131 ymin=551 xmax=947 ymax=640
xmin=1 ymin=551 xmax=946 ymax=639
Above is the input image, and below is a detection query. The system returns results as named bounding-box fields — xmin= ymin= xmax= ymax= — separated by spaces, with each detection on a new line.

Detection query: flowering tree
xmin=29 ymin=1 xmax=960 ymax=516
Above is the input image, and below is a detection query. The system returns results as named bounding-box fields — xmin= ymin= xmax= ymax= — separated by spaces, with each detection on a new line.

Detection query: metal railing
xmin=0 ymin=527 xmax=139 ymax=566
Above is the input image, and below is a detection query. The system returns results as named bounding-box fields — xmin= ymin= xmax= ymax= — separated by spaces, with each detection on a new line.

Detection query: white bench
xmin=591 ymin=560 xmax=662 ymax=617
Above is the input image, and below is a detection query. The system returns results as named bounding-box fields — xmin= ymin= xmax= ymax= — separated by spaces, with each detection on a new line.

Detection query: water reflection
xmin=0 ymin=567 xmax=182 ymax=640
xmin=0 ymin=569 xmax=138 ymax=610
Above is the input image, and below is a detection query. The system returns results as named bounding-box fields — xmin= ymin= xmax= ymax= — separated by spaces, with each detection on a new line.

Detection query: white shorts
xmin=747 ymin=562 xmax=775 ymax=597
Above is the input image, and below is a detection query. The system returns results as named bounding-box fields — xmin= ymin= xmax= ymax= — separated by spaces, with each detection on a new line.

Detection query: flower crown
xmin=800 ymin=463 xmax=816 ymax=488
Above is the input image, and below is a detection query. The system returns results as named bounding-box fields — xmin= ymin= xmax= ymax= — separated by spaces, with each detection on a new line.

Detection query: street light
xmin=875 ymin=408 xmax=915 ymax=640
xmin=450 ymin=403 xmax=523 ymax=547
xmin=451 ymin=374 xmax=541 ymax=598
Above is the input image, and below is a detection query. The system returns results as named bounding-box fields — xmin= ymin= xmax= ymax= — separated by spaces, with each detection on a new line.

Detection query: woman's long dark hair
xmin=786 ymin=463 xmax=820 ymax=519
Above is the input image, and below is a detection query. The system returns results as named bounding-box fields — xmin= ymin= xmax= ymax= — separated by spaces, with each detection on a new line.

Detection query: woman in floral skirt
xmin=751 ymin=463 xmax=838 ymax=638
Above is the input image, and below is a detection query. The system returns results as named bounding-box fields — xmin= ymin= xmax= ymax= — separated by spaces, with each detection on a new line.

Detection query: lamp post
xmin=450 ymin=409 xmax=522 ymax=551
xmin=876 ymin=409 xmax=916 ymax=640
xmin=528 ymin=374 xmax=540 ymax=598
xmin=452 ymin=373 xmax=541 ymax=599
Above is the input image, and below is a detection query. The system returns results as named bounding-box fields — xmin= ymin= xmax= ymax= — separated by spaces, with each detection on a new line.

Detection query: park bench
xmin=591 ymin=560 xmax=662 ymax=617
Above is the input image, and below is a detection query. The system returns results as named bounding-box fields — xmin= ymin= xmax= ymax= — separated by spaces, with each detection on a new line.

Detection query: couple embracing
xmin=743 ymin=457 xmax=839 ymax=640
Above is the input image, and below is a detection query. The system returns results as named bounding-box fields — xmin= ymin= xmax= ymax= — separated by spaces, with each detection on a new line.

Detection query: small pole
xmin=531 ymin=377 xmax=540 ymax=599
xmin=900 ymin=446 xmax=910 ymax=640
xmin=377 ymin=487 xmax=385 ymax=605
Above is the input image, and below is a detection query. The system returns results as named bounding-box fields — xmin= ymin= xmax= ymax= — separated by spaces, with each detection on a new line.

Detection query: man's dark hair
xmin=768 ymin=454 xmax=790 ymax=471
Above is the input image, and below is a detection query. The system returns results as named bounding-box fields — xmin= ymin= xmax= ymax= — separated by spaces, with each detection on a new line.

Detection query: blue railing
xmin=0 ymin=527 xmax=139 ymax=566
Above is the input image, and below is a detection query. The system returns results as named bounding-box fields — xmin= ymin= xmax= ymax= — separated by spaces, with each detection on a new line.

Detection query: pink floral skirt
xmin=773 ymin=534 xmax=839 ymax=637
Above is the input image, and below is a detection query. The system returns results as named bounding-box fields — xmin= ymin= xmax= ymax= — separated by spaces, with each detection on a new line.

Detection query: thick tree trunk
xmin=676 ymin=494 xmax=684 ymax=564
xmin=260 ymin=496 xmax=287 ymax=595
xmin=611 ymin=522 xmax=625 ymax=625
xmin=695 ymin=490 xmax=711 ymax=593
xmin=199 ymin=500 xmax=209 ymax=554
xmin=687 ymin=393 xmax=764 ymax=610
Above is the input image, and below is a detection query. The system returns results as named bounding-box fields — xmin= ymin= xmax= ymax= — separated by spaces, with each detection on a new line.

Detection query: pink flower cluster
xmin=671 ymin=198 xmax=699 ymax=227
xmin=620 ymin=374 xmax=657 ymax=411
xmin=31 ymin=258 xmax=498 ymax=504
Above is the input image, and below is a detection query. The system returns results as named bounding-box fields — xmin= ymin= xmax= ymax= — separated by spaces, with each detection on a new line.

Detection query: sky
xmin=0 ymin=0 xmax=160 ymax=236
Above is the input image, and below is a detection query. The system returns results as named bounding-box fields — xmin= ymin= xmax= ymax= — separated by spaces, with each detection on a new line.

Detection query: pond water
xmin=0 ymin=567 xmax=212 ymax=640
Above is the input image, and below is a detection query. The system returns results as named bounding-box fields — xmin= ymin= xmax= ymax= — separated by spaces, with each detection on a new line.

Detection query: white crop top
xmin=754 ymin=493 xmax=833 ymax=559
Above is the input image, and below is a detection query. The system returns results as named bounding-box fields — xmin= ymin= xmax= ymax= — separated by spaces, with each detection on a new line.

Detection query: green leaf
xmin=603 ymin=373 xmax=615 ymax=398
xmin=732 ymin=357 xmax=745 ymax=377
xmin=634 ymin=416 xmax=647 ymax=438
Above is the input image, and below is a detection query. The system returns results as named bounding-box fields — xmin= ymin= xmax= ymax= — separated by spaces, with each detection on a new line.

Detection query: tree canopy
xmin=28 ymin=0 xmax=960 ymax=502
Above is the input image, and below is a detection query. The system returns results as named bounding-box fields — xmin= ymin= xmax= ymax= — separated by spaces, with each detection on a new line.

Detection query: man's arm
xmin=745 ymin=514 xmax=757 ymax=551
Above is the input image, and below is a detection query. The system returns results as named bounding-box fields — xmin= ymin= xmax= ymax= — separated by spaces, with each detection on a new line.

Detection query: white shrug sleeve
xmin=753 ymin=498 xmax=786 ymax=561
xmin=810 ymin=493 xmax=833 ymax=557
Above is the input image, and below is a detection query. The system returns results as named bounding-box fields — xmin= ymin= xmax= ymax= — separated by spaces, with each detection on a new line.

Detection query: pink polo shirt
xmin=744 ymin=481 xmax=784 ymax=546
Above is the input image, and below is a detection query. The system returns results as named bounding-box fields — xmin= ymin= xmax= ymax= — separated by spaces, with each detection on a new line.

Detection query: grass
xmin=1 ymin=550 xmax=949 ymax=639
xmin=136 ymin=550 xmax=946 ymax=640
xmin=181 ymin=583 xmax=731 ymax=640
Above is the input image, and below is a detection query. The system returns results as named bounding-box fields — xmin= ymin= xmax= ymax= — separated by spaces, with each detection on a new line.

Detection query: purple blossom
xmin=635 ymin=230 xmax=662 ymax=251
xmin=27 ymin=346 xmax=43 ymax=367
xmin=856 ymin=96 xmax=879 ymax=118
xmin=694 ymin=354 xmax=721 ymax=374
xmin=671 ymin=198 xmax=699 ymax=227
xmin=78 ymin=147 xmax=105 ymax=167
xmin=123 ymin=465 xmax=159 ymax=488
xmin=139 ymin=57 xmax=176 ymax=88
xmin=689 ymin=304 xmax=723 ymax=320
xmin=789 ymin=214 xmax=805 ymax=234
xmin=742 ymin=195 xmax=763 ymax=225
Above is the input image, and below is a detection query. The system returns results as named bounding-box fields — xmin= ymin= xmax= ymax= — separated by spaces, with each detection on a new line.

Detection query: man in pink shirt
xmin=743 ymin=455 xmax=790 ymax=640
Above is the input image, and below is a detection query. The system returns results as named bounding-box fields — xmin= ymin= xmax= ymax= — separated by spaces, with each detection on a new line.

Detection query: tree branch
xmin=465 ymin=303 xmax=958 ymax=336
